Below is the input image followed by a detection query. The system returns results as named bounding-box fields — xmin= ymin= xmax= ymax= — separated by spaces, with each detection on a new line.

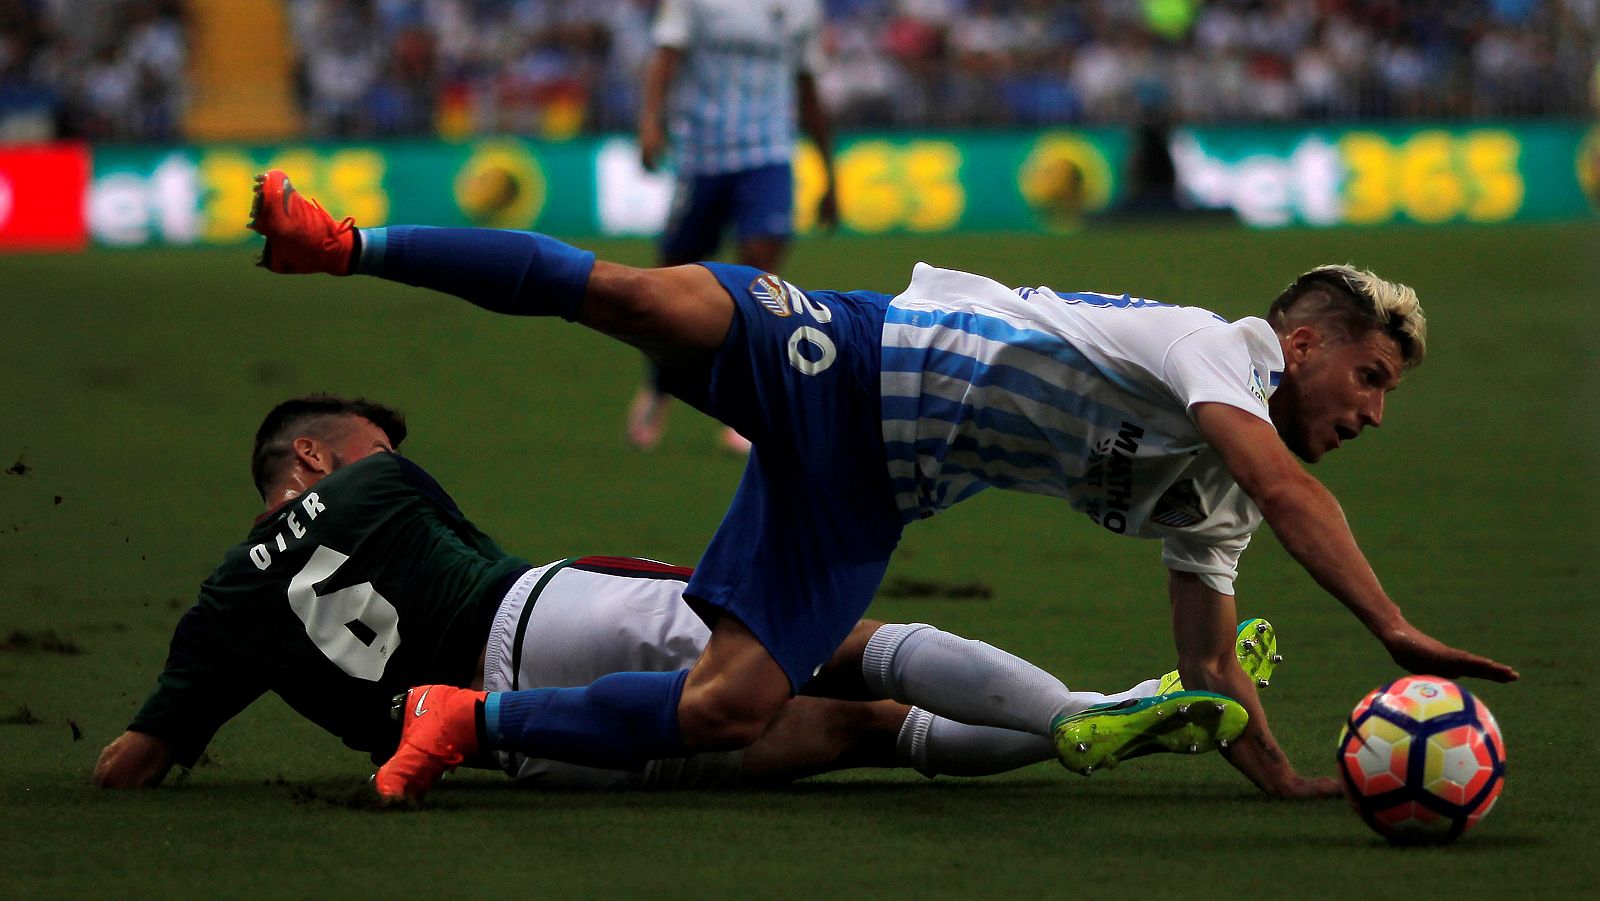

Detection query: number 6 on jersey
xmin=288 ymin=545 xmax=402 ymax=680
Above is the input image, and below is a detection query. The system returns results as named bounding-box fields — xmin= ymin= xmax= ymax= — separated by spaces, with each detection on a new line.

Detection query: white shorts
xmin=481 ymin=557 xmax=745 ymax=788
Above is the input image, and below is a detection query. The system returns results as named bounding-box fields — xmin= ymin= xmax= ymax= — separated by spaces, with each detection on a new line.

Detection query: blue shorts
xmin=659 ymin=164 xmax=793 ymax=264
xmin=664 ymin=263 xmax=903 ymax=691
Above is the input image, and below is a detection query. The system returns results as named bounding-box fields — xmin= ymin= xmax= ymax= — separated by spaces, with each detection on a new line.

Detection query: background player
xmin=628 ymin=0 xmax=839 ymax=452
xmin=93 ymin=395 xmax=1253 ymax=791
xmin=250 ymin=172 xmax=1515 ymax=803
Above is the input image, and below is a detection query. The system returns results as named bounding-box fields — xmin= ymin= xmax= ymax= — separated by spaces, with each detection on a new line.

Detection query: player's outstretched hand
xmin=1383 ymin=628 xmax=1519 ymax=683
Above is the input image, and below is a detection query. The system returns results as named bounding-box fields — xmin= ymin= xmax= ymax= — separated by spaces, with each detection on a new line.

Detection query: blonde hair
xmin=1267 ymin=264 xmax=1427 ymax=370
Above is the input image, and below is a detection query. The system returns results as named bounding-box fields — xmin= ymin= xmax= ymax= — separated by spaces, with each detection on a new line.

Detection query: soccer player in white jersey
xmin=249 ymin=171 xmax=1518 ymax=803
xmin=628 ymin=0 xmax=839 ymax=452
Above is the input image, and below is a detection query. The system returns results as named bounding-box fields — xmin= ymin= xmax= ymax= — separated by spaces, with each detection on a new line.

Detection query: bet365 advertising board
xmin=75 ymin=129 xmax=1130 ymax=246
xmin=1171 ymin=122 xmax=1598 ymax=228
xmin=0 ymin=123 xmax=1594 ymax=250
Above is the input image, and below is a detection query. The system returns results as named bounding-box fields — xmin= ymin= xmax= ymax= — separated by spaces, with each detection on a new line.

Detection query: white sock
xmin=896 ymin=707 xmax=1054 ymax=778
xmin=1107 ymin=678 xmax=1162 ymax=705
xmin=862 ymin=624 xmax=1155 ymax=736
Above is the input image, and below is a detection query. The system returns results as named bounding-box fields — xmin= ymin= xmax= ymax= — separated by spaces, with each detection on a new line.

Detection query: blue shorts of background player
xmin=659 ymin=165 xmax=794 ymax=264
xmin=631 ymin=163 xmax=797 ymax=452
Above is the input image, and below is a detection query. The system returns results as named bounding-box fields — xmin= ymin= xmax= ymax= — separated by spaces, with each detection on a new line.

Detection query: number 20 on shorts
xmin=783 ymin=284 xmax=837 ymax=376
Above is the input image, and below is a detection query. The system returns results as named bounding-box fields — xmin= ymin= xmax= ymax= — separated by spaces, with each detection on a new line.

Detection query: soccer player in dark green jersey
xmin=99 ymin=394 xmax=1265 ymax=791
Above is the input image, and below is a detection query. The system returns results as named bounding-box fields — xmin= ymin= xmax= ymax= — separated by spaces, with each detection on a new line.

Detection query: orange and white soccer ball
xmin=1335 ymin=675 xmax=1506 ymax=844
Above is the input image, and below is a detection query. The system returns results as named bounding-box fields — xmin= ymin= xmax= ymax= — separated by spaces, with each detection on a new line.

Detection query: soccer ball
xmin=1335 ymin=675 xmax=1506 ymax=844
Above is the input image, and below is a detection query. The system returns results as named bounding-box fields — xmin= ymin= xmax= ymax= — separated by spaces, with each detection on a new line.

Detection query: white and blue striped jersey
xmin=651 ymin=0 xmax=824 ymax=175
xmin=880 ymin=264 xmax=1286 ymax=594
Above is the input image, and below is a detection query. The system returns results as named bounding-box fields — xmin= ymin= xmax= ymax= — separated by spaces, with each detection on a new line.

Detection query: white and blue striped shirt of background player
xmin=652 ymin=0 xmax=824 ymax=176
xmin=878 ymin=264 xmax=1286 ymax=548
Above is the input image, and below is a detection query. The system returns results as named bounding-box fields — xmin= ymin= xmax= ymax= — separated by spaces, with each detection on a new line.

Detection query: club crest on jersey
xmin=1151 ymin=479 xmax=1208 ymax=529
xmin=751 ymin=274 xmax=793 ymax=317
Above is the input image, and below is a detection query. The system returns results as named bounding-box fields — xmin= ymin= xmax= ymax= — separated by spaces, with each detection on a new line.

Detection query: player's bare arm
xmin=94 ymin=730 xmax=174 ymax=789
xmin=1168 ymin=571 xmax=1339 ymax=799
xmin=1194 ymin=402 xmax=1517 ymax=683
xmin=795 ymin=72 xmax=838 ymax=231
xmin=637 ymin=45 xmax=682 ymax=172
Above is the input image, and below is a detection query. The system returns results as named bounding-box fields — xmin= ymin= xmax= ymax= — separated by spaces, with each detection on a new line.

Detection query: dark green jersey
xmin=131 ymin=453 xmax=529 ymax=765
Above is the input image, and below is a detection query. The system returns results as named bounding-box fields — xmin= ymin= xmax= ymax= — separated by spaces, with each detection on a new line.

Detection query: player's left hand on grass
xmin=94 ymin=730 xmax=174 ymax=788
xmin=1382 ymin=627 xmax=1519 ymax=683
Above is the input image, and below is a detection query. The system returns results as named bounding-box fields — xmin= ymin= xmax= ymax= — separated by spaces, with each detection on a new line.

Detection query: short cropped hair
xmin=250 ymin=395 xmax=407 ymax=499
xmin=1267 ymin=264 xmax=1427 ymax=371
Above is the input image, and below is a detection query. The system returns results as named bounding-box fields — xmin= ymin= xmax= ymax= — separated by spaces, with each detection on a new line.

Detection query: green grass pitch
xmin=1 ymin=222 xmax=1595 ymax=897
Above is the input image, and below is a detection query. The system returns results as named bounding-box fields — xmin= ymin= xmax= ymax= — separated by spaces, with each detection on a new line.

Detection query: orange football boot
xmin=374 ymin=685 xmax=485 ymax=803
xmin=248 ymin=169 xmax=357 ymax=275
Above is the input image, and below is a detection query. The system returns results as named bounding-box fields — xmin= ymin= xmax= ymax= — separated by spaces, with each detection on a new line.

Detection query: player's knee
xmin=581 ymin=265 xmax=659 ymax=335
xmin=678 ymin=682 xmax=785 ymax=750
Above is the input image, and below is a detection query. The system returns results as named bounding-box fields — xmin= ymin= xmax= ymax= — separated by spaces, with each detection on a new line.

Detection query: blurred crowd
xmin=1 ymin=0 xmax=1597 ymax=142
xmin=285 ymin=0 xmax=1600 ymax=138
xmin=823 ymin=0 xmax=1600 ymax=126
xmin=283 ymin=0 xmax=643 ymax=137
xmin=0 ymin=0 xmax=187 ymax=141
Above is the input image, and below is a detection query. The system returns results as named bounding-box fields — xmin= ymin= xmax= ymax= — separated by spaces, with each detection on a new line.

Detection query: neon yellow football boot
xmin=1157 ymin=617 xmax=1282 ymax=694
xmin=1051 ymin=691 xmax=1249 ymax=776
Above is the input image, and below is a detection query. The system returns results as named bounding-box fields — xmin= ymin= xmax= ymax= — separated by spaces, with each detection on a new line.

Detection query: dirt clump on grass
xmin=0 ymin=629 xmax=83 ymax=655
